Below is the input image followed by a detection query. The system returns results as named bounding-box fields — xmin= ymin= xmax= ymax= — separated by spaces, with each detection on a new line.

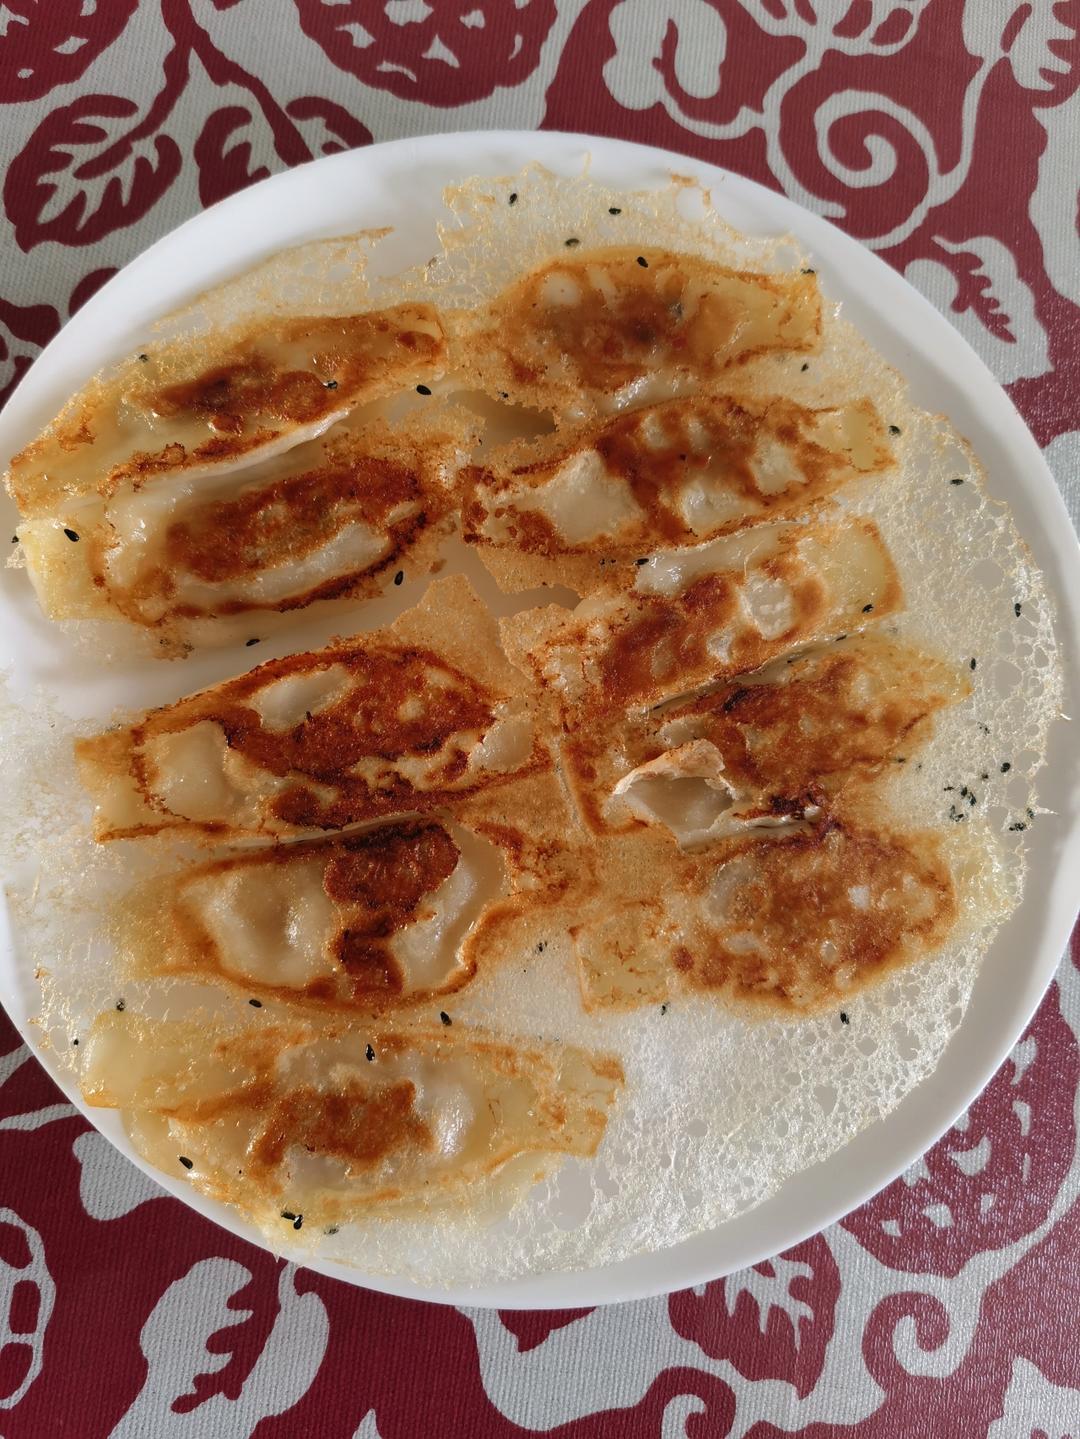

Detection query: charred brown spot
xmin=334 ymin=933 xmax=404 ymax=993
xmin=325 ymin=821 xmax=459 ymax=907
xmin=250 ymin=1079 xmax=430 ymax=1174
xmin=327 ymin=822 xmax=459 ymax=986
xmin=155 ymin=363 xmax=329 ymax=432
xmin=767 ymin=788 xmax=824 ymax=819
xmin=596 ymin=577 xmax=741 ymax=710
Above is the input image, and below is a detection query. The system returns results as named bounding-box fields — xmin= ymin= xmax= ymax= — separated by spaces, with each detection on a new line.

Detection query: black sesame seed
xmin=635 ymin=557 xmax=648 ymax=566
xmin=950 ymin=476 xmax=964 ymax=485
xmin=660 ymin=1003 xmax=668 ymax=1015
xmin=498 ymin=391 xmax=509 ymax=400
xmin=508 ymin=192 xmax=518 ymax=205
xmin=801 ymin=362 xmax=809 ymax=372
xmin=636 ymin=256 xmax=648 ymax=268
xmin=835 ymin=634 xmax=847 ymax=642
xmin=608 ymin=206 xmax=621 ymax=215
xmin=1009 ymin=821 xmax=1027 ymax=832
xmin=439 ymin=1011 xmax=452 ymax=1026
xmin=281 ymin=1210 xmax=296 ymax=1221
xmin=245 ymin=637 xmax=259 ymax=647
xmin=564 ymin=238 xmax=580 ymax=248
xmin=536 ymin=941 xmax=546 ymax=953
xmin=862 ymin=603 xmax=874 ymax=613
xmin=324 ymin=379 xmax=339 ymax=390
xmin=1014 ymin=602 xmax=1022 ymax=617
xmin=416 ymin=384 xmax=432 ymax=396
xmin=801 ymin=268 xmax=816 ymax=275
xmin=72 ymin=1037 xmax=79 ymax=1045
xmin=293 ymin=1215 xmax=303 ymax=1230
xmin=63 ymin=528 xmax=80 ymax=542
xmin=393 ymin=570 xmax=404 ymax=586
xmin=970 ymin=658 xmax=977 ymax=670
xmin=944 ymin=784 xmax=955 ymax=791
xmin=249 ymin=998 xmax=262 ymax=1008
xmin=115 ymin=998 xmax=125 ymax=1012
xmin=179 ymin=1156 xmax=193 ymax=1170
xmin=888 ymin=425 xmax=902 ymax=436
xmin=365 ymin=1044 xmax=375 ymax=1062
xmin=1026 ymin=807 xmax=1035 ymax=819
xmin=839 ymin=1011 xmax=849 ymax=1025
xmin=980 ymin=772 xmax=989 ymax=781
xmin=138 ymin=353 xmax=148 ymax=362
xmin=1001 ymin=761 xmax=1011 ymax=773
xmin=960 ymin=786 xmax=969 ymax=797
xmin=894 ymin=756 xmax=906 ymax=764
xmin=10 ymin=535 xmax=17 ymax=544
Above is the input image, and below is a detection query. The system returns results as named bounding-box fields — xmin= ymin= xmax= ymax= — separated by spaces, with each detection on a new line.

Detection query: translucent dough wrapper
xmin=81 ymin=1012 xmax=623 ymax=1230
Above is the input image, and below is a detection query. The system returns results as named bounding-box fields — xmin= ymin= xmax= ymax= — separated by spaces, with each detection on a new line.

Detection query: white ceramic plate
xmin=1 ymin=131 xmax=1078 ymax=1309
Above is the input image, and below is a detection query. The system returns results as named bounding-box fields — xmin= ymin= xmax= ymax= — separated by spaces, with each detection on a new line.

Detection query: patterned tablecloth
xmin=1 ymin=3 xmax=1079 ymax=1435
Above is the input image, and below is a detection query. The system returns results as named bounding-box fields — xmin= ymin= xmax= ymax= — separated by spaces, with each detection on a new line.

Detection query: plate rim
xmin=1 ymin=127 xmax=1078 ymax=1309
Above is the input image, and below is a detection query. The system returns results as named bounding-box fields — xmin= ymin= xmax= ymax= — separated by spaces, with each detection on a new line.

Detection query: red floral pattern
xmin=0 ymin=0 xmax=138 ymax=106
xmin=0 ymin=2 xmax=1078 ymax=1433
xmin=294 ymin=0 xmax=559 ymax=104
xmin=843 ymin=984 xmax=1079 ymax=1277
xmin=669 ymin=1235 xmax=841 ymax=1398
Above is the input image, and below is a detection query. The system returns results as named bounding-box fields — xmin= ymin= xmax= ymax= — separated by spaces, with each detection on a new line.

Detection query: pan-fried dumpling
xmin=564 ymin=635 xmax=967 ymax=839
xmin=573 ymin=817 xmax=958 ymax=1013
xmin=9 ymin=303 xmax=448 ymax=518
xmin=459 ymin=247 xmax=821 ymax=416
xmin=15 ymin=412 xmax=470 ymax=653
xmin=117 ymin=777 xmax=579 ymax=1010
xmin=75 ymin=576 xmax=549 ymax=841
xmin=464 ymin=395 xmax=894 ymax=593
xmin=502 ymin=515 xmax=903 ymax=717
xmin=81 ymin=1013 xmax=623 ymax=1226
xmin=7 ymin=304 xmax=446 ymax=517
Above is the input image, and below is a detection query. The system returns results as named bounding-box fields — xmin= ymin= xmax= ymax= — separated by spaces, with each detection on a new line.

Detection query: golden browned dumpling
xmin=116 ymin=774 xmax=580 ymax=1012
xmin=464 ymin=395 xmax=894 ymax=593
xmin=574 ymin=817 xmax=958 ymax=1013
xmin=459 ymin=246 xmax=821 ymax=415
xmin=563 ymin=635 xmax=968 ymax=840
xmin=8 ymin=304 xmax=447 ymax=516
xmin=81 ymin=1013 xmax=622 ymax=1231
xmin=15 ymin=412 xmax=471 ymax=653
xmin=75 ymin=576 xmax=550 ymax=842
xmin=502 ymin=514 xmax=903 ymax=717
